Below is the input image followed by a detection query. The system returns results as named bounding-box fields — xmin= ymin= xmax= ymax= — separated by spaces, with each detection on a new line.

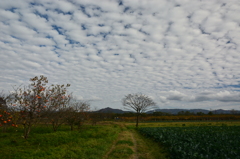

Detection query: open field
xmin=0 ymin=122 xmax=168 ymax=159
xmin=0 ymin=123 xmax=121 ymax=159
xmin=139 ymin=126 xmax=240 ymax=159
xmin=1 ymin=121 xmax=240 ymax=159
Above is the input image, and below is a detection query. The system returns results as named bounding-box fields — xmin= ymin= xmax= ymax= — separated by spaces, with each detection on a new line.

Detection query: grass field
xmin=1 ymin=121 xmax=240 ymax=159
xmin=0 ymin=123 xmax=121 ymax=159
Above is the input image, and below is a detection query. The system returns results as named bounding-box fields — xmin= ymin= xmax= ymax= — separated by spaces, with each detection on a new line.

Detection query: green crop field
xmin=139 ymin=126 xmax=240 ymax=159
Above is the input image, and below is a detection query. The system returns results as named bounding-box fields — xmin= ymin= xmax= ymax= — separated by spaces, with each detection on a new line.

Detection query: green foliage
xmin=139 ymin=126 xmax=240 ymax=159
xmin=0 ymin=125 xmax=121 ymax=159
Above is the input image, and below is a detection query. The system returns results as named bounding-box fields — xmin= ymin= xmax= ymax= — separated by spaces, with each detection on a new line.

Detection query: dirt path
xmin=103 ymin=133 xmax=119 ymax=158
xmin=103 ymin=123 xmax=169 ymax=159
xmin=130 ymin=131 xmax=138 ymax=159
xmin=103 ymin=123 xmax=138 ymax=159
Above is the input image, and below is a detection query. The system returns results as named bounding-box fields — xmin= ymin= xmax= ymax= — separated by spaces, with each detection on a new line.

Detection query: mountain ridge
xmin=97 ymin=107 xmax=240 ymax=114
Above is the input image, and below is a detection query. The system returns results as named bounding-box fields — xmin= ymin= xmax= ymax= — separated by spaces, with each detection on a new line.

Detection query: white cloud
xmin=159 ymin=90 xmax=240 ymax=104
xmin=159 ymin=96 xmax=168 ymax=104
xmin=167 ymin=90 xmax=187 ymax=101
xmin=0 ymin=0 xmax=240 ymax=110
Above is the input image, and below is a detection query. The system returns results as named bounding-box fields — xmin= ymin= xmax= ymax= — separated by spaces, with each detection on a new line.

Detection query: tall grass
xmin=0 ymin=124 xmax=121 ymax=159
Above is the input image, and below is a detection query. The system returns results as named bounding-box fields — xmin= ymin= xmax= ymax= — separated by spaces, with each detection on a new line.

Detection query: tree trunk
xmin=2 ymin=125 xmax=7 ymax=133
xmin=136 ymin=114 xmax=139 ymax=127
xmin=77 ymin=121 xmax=82 ymax=130
xmin=24 ymin=125 xmax=31 ymax=139
xmin=52 ymin=123 xmax=57 ymax=132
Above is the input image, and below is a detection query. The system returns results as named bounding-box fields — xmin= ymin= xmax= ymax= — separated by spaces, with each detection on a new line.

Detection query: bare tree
xmin=44 ymin=84 xmax=71 ymax=132
xmin=122 ymin=93 xmax=156 ymax=127
xmin=65 ymin=101 xmax=90 ymax=131
xmin=89 ymin=106 xmax=103 ymax=126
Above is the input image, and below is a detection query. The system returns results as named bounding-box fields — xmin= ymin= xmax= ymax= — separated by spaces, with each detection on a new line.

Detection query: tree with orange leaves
xmin=0 ymin=93 xmax=17 ymax=132
xmin=9 ymin=75 xmax=71 ymax=139
xmin=0 ymin=110 xmax=15 ymax=132
xmin=43 ymin=84 xmax=71 ymax=132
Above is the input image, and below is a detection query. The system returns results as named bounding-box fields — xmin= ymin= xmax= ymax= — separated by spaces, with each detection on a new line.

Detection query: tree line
xmin=1 ymin=75 xmax=239 ymax=138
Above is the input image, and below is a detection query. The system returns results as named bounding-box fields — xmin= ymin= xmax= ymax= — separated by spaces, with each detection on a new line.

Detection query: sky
xmin=1 ymin=0 xmax=240 ymax=111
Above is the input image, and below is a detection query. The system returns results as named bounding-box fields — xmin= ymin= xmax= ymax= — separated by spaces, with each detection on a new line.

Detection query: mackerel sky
xmin=1 ymin=0 xmax=240 ymax=110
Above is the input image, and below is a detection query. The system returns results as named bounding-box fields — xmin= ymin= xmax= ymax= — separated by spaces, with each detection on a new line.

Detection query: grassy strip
xmin=107 ymin=123 xmax=169 ymax=159
xmin=130 ymin=129 xmax=169 ymax=159
xmin=125 ymin=121 xmax=240 ymax=128
xmin=0 ymin=124 xmax=121 ymax=159
xmin=108 ymin=146 xmax=134 ymax=159
xmin=106 ymin=130 xmax=135 ymax=159
xmin=116 ymin=140 xmax=134 ymax=146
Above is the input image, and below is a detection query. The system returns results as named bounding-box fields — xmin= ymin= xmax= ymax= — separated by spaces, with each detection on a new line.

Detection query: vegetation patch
xmin=133 ymin=129 xmax=169 ymax=159
xmin=116 ymin=140 xmax=134 ymax=146
xmin=126 ymin=121 xmax=240 ymax=128
xmin=0 ymin=124 xmax=121 ymax=159
xmin=108 ymin=146 xmax=134 ymax=159
xmin=139 ymin=126 xmax=240 ymax=159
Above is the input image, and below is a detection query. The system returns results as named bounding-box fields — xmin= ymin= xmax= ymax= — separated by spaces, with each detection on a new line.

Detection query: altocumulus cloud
xmin=0 ymin=0 xmax=240 ymax=110
xmin=162 ymin=90 xmax=240 ymax=103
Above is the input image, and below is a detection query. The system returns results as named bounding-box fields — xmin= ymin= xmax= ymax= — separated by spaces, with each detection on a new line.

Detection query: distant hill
xmin=97 ymin=107 xmax=128 ymax=114
xmin=147 ymin=108 xmax=240 ymax=114
xmin=97 ymin=107 xmax=240 ymax=114
xmin=147 ymin=109 xmax=210 ymax=114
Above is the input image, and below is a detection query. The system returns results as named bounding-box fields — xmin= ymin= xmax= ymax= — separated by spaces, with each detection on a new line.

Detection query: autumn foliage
xmin=7 ymin=75 xmax=72 ymax=139
xmin=0 ymin=110 xmax=17 ymax=132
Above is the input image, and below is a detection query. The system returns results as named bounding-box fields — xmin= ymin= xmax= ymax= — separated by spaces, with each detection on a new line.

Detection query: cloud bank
xmin=162 ymin=90 xmax=240 ymax=103
xmin=0 ymin=0 xmax=240 ymax=110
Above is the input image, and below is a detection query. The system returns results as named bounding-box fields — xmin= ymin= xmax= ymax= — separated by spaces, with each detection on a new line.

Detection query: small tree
xmin=44 ymin=84 xmax=71 ymax=132
xmin=89 ymin=107 xmax=103 ymax=126
xmin=8 ymin=75 xmax=71 ymax=138
xmin=65 ymin=101 xmax=90 ymax=130
xmin=122 ymin=93 xmax=156 ymax=127
xmin=8 ymin=75 xmax=51 ymax=139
